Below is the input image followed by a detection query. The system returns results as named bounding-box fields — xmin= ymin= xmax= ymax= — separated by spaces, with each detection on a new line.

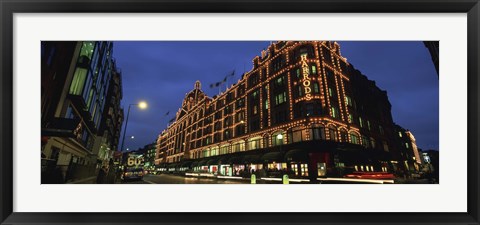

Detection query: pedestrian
xmin=96 ymin=166 xmax=107 ymax=184
xmin=106 ymin=165 xmax=116 ymax=184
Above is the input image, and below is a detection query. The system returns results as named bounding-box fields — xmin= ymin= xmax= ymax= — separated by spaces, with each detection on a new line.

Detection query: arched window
xmin=272 ymin=131 xmax=285 ymax=146
xmin=311 ymin=124 xmax=326 ymax=140
xmin=349 ymin=132 xmax=360 ymax=145
xmin=232 ymin=140 xmax=245 ymax=153
xmin=248 ymin=136 xmax=262 ymax=150
xmin=327 ymin=125 xmax=338 ymax=141
xmin=339 ymin=129 xmax=348 ymax=142
xmin=289 ymin=127 xmax=307 ymax=143
xmin=262 ymin=134 xmax=270 ymax=148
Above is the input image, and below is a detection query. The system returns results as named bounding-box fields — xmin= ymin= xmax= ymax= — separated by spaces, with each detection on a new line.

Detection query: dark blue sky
xmin=113 ymin=41 xmax=439 ymax=152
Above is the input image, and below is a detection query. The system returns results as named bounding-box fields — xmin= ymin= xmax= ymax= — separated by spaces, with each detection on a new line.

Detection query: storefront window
xmin=300 ymin=164 xmax=309 ymax=176
xmin=317 ymin=163 xmax=327 ymax=176
xmin=291 ymin=164 xmax=299 ymax=176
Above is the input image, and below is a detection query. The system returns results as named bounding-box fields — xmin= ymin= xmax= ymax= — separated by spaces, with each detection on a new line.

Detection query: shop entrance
xmin=317 ymin=162 xmax=327 ymax=177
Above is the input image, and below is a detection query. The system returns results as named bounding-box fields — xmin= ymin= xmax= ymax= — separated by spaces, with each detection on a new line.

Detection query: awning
xmin=242 ymin=155 xmax=261 ymax=164
xmin=167 ymin=163 xmax=178 ymax=168
xmin=156 ymin=163 xmax=167 ymax=168
xmin=41 ymin=117 xmax=81 ymax=138
xmin=206 ymin=158 xmax=219 ymax=165
xmin=180 ymin=161 xmax=193 ymax=167
xmin=217 ymin=156 xmax=229 ymax=165
xmin=198 ymin=160 xmax=208 ymax=166
xmin=285 ymin=149 xmax=309 ymax=162
xmin=227 ymin=156 xmax=243 ymax=164
xmin=261 ymin=151 xmax=284 ymax=163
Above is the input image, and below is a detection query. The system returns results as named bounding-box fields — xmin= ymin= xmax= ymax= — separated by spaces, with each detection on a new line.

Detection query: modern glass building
xmin=41 ymin=41 xmax=122 ymax=183
xmin=155 ymin=41 xmax=410 ymax=179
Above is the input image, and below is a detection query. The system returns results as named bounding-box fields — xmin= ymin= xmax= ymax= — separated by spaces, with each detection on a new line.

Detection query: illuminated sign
xmin=301 ymin=54 xmax=313 ymax=101
xmin=127 ymin=154 xmax=144 ymax=167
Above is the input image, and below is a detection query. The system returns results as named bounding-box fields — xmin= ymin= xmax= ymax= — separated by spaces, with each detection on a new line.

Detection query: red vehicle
xmin=344 ymin=172 xmax=395 ymax=180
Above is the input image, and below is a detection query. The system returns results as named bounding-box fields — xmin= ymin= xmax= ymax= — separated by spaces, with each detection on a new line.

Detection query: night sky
xmin=113 ymin=41 xmax=439 ymax=152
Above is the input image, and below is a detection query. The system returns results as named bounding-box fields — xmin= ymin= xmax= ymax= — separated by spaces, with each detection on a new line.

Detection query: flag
xmin=209 ymin=82 xmax=221 ymax=88
xmin=209 ymin=70 xmax=235 ymax=89
xmin=164 ymin=111 xmax=170 ymax=116
xmin=168 ymin=117 xmax=175 ymax=123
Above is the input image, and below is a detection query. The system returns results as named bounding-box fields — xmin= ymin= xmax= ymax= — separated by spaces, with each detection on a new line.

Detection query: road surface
xmin=121 ymin=174 xmax=248 ymax=184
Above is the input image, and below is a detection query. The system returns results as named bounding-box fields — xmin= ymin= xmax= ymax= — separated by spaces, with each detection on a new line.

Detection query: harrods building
xmin=155 ymin=41 xmax=408 ymax=179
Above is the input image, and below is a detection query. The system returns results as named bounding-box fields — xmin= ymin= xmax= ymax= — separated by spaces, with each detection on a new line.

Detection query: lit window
xmin=331 ymin=107 xmax=338 ymax=118
xmin=301 ymin=164 xmax=308 ymax=176
xmin=345 ymin=96 xmax=352 ymax=106
xmin=370 ymin=137 xmax=376 ymax=148
xmin=69 ymin=67 xmax=88 ymax=95
xmin=359 ymin=117 xmax=364 ymax=128
xmin=297 ymin=86 xmax=303 ymax=97
xmin=383 ymin=141 xmax=389 ymax=152
xmin=264 ymin=99 xmax=269 ymax=110
xmin=311 ymin=65 xmax=317 ymax=74
xmin=348 ymin=114 xmax=353 ymax=123
xmin=313 ymin=82 xmax=320 ymax=94
xmin=328 ymin=128 xmax=337 ymax=141
xmin=398 ymin=132 xmax=403 ymax=137
xmin=349 ymin=133 xmax=359 ymax=144
xmin=276 ymin=76 xmax=284 ymax=86
xmin=79 ymin=41 xmax=95 ymax=60
xmin=367 ymin=120 xmax=371 ymax=131
xmin=291 ymin=164 xmax=299 ymax=176
xmin=405 ymin=143 xmax=409 ymax=149
xmin=328 ymin=88 xmax=333 ymax=97
xmin=275 ymin=92 xmax=287 ymax=105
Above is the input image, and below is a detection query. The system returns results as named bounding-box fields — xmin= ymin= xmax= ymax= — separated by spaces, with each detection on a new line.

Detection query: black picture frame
xmin=1 ymin=0 xmax=479 ymax=224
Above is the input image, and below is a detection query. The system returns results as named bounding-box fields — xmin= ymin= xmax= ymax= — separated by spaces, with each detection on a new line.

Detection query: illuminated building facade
xmin=155 ymin=41 xmax=407 ymax=179
xmin=394 ymin=124 xmax=422 ymax=173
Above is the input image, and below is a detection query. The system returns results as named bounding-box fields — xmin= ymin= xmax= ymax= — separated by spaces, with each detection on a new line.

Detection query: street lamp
xmin=120 ymin=101 xmax=148 ymax=152
xmin=277 ymin=133 xmax=283 ymax=145
xmin=277 ymin=133 xmax=283 ymax=140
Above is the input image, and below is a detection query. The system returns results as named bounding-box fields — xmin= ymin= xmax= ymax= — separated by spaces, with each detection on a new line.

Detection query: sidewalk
xmin=67 ymin=176 xmax=96 ymax=184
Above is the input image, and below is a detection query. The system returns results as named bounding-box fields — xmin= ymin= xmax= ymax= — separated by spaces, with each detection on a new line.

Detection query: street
xmin=121 ymin=174 xmax=248 ymax=184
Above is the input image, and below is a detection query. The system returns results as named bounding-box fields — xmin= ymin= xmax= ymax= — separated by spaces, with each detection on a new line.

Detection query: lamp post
xmin=120 ymin=101 xmax=147 ymax=153
xmin=276 ymin=133 xmax=284 ymax=171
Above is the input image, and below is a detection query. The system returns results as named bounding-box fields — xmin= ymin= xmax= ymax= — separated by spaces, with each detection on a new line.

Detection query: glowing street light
xmin=138 ymin=101 xmax=148 ymax=109
xmin=120 ymin=101 xmax=148 ymax=152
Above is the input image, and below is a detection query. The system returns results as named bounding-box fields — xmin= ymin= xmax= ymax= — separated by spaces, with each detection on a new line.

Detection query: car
xmin=122 ymin=167 xmax=144 ymax=181
xmin=344 ymin=172 xmax=395 ymax=180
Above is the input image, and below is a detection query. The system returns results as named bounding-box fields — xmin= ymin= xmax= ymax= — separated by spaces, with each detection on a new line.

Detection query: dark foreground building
xmin=41 ymin=41 xmax=124 ymax=183
xmin=155 ymin=41 xmax=419 ymax=180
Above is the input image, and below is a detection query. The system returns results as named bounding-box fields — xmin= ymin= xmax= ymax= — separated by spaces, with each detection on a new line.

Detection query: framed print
xmin=1 ymin=0 xmax=479 ymax=224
